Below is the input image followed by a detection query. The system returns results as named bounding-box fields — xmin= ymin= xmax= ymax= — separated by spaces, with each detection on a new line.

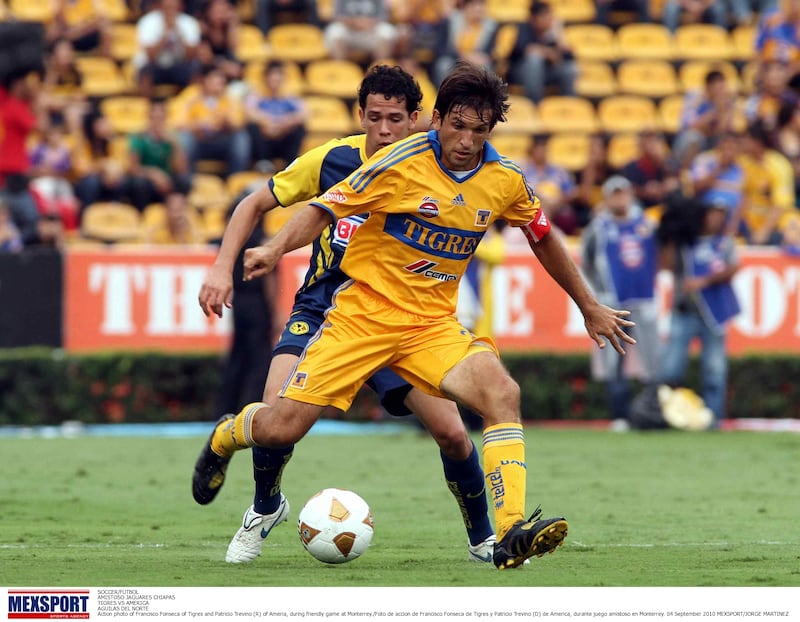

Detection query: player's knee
xmin=251 ymin=410 xmax=305 ymax=447
xmin=432 ymin=425 xmax=473 ymax=461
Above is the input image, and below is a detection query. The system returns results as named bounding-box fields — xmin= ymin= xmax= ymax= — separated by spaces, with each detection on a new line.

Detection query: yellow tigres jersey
xmin=310 ymin=130 xmax=548 ymax=318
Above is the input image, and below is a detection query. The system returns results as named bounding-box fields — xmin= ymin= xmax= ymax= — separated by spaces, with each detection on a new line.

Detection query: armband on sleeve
xmin=520 ymin=210 xmax=551 ymax=244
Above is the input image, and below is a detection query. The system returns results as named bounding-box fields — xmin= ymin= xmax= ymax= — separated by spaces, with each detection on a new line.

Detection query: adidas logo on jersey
xmin=451 ymin=194 xmax=466 ymax=207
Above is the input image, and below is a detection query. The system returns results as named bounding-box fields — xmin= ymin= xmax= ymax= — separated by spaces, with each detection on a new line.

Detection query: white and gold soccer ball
xmin=297 ymin=488 xmax=374 ymax=564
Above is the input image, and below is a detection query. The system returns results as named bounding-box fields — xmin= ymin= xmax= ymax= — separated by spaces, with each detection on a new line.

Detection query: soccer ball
xmin=297 ymin=488 xmax=374 ymax=564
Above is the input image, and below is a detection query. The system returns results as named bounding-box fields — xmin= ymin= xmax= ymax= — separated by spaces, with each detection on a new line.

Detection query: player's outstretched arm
xmin=243 ymin=204 xmax=333 ymax=281
xmin=199 ymin=185 xmax=279 ymax=318
xmin=530 ymin=230 xmax=636 ymax=355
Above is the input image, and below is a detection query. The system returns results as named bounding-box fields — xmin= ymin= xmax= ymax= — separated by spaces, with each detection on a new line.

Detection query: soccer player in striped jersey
xmin=195 ymin=61 xmax=635 ymax=569
xmin=196 ymin=65 xmax=496 ymax=565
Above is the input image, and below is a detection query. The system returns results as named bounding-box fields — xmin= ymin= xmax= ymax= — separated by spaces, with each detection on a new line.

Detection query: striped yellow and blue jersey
xmin=310 ymin=130 xmax=549 ymax=318
xmin=268 ymin=133 xmax=372 ymax=315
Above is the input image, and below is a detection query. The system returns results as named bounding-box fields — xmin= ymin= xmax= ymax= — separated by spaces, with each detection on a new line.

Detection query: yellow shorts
xmin=281 ymin=281 xmax=498 ymax=411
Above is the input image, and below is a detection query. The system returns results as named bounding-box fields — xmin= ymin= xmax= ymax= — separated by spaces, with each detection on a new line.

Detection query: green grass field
xmin=1 ymin=426 xmax=799 ymax=588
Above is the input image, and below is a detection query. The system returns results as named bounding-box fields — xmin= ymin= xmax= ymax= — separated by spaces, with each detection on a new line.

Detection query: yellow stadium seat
xmin=498 ymin=94 xmax=540 ymax=134
xmin=142 ymin=203 xmax=167 ymax=228
xmin=607 ymin=133 xmax=640 ymax=169
xmin=550 ymin=0 xmax=595 ymax=23
xmin=490 ymin=133 xmax=532 ymax=163
xmin=492 ymin=23 xmax=520 ymax=65
xmin=575 ymin=60 xmax=617 ymax=98
xmin=537 ymin=96 xmax=598 ymax=134
xmin=740 ymin=61 xmax=759 ymax=95
xmin=597 ymin=95 xmax=658 ymax=134
xmin=678 ymin=61 xmax=741 ymax=94
xmin=658 ymin=94 xmax=685 ymax=134
xmin=616 ymin=23 xmax=674 ymax=60
xmin=99 ymin=96 xmax=150 ymax=134
xmin=674 ymin=24 xmax=735 ymax=61
xmin=266 ymin=24 xmax=328 ymax=64
xmin=547 ymin=132 xmax=590 ymax=171
xmin=304 ymin=60 xmax=365 ymax=99
xmin=110 ymin=23 xmax=138 ymax=62
xmin=75 ymin=56 xmax=129 ymax=97
xmin=486 ymin=0 xmax=530 ymax=23
xmin=563 ymin=24 xmax=618 ymax=62
xmin=617 ymin=60 xmax=679 ymax=98
xmin=188 ymin=174 xmax=229 ymax=210
xmin=9 ymin=0 xmax=52 ymax=21
xmin=227 ymin=171 xmax=272 ymax=198
xmin=81 ymin=202 xmax=142 ymax=243
xmin=732 ymin=24 xmax=756 ymax=62
xmin=236 ymin=24 xmax=269 ymax=63
xmin=302 ymin=96 xmax=355 ymax=134
xmin=97 ymin=0 xmax=129 ymax=20
xmin=202 ymin=206 xmax=228 ymax=241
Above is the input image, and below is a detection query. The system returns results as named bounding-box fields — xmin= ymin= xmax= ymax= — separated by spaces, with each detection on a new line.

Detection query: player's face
xmin=432 ymin=105 xmax=491 ymax=171
xmin=359 ymin=94 xmax=417 ymax=157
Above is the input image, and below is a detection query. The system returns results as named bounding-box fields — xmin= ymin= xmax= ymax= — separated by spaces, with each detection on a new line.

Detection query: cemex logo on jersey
xmin=7 ymin=590 xmax=90 ymax=619
xmin=404 ymin=259 xmax=457 ymax=282
xmin=417 ymin=196 xmax=439 ymax=218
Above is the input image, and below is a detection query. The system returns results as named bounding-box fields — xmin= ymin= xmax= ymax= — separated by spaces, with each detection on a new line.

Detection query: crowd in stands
xmin=2 ymin=0 xmax=800 ymax=254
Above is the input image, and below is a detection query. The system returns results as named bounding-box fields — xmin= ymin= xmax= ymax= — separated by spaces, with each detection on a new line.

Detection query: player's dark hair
xmin=358 ymin=65 xmax=423 ymax=115
xmin=433 ymin=61 xmax=509 ymax=129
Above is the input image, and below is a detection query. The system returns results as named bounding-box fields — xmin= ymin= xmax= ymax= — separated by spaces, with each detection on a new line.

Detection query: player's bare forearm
xmin=243 ymin=205 xmax=333 ymax=281
xmin=531 ymin=232 xmax=636 ymax=354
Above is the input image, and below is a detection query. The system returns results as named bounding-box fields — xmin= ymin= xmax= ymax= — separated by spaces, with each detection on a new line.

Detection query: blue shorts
xmin=274 ymin=307 xmax=413 ymax=416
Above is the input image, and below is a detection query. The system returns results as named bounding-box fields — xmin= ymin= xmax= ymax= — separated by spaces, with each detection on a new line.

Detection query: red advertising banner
xmin=63 ymin=246 xmax=800 ymax=355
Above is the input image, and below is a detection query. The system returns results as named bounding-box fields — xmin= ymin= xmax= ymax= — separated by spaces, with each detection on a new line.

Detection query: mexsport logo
xmin=7 ymin=590 xmax=90 ymax=619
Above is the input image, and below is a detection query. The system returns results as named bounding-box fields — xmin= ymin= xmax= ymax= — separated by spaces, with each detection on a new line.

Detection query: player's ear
xmin=430 ymin=109 xmax=442 ymax=129
xmin=409 ymin=110 xmax=419 ymax=129
xmin=357 ymin=106 xmax=366 ymax=129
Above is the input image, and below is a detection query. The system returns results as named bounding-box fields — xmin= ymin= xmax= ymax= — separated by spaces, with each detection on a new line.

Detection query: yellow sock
xmin=482 ymin=422 xmax=526 ymax=539
xmin=210 ymin=402 xmax=265 ymax=457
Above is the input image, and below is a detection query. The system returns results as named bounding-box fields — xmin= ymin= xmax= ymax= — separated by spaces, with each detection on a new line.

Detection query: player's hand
xmin=198 ymin=264 xmax=233 ymax=318
xmin=243 ymin=243 xmax=282 ymax=281
xmin=583 ymin=303 xmax=636 ymax=355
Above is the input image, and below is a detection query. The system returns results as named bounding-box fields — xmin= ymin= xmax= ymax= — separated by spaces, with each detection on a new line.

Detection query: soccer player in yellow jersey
xmin=197 ymin=65 xmax=496 ymax=565
xmin=195 ymin=61 xmax=635 ymax=569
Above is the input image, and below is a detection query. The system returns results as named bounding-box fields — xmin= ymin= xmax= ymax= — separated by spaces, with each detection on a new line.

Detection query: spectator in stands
xmin=775 ymin=99 xmax=800 ymax=201
xmin=134 ymin=0 xmax=202 ymax=99
xmin=391 ymin=0 xmax=452 ymax=64
xmin=0 ymin=199 xmax=24 ymax=253
xmin=141 ymin=190 xmax=205 ymax=244
xmin=40 ymin=39 xmax=91 ymax=128
xmin=581 ymin=176 xmax=660 ymax=430
xmin=197 ymin=0 xmax=243 ymax=83
xmin=689 ymin=132 xmax=745 ymax=231
xmin=522 ymin=134 xmax=578 ymax=232
xmin=28 ymin=120 xmax=81 ymax=234
xmin=594 ymin=0 xmax=650 ymax=27
xmin=620 ymin=128 xmax=680 ymax=209
xmin=506 ymin=1 xmax=577 ymax=103
xmin=737 ymin=121 xmax=795 ymax=244
xmin=178 ymin=63 xmax=250 ymax=176
xmin=47 ymin=0 xmax=112 ymax=55
xmin=744 ymin=60 xmax=797 ymax=132
xmin=673 ymin=69 xmax=737 ymax=168
xmin=324 ymin=0 xmax=398 ymax=65
xmin=255 ymin=0 xmax=319 ymax=34
xmin=573 ymin=133 xmax=618 ymax=226
xmin=128 ymin=100 xmax=191 ymax=211
xmin=662 ymin=0 xmax=728 ymax=32
xmin=756 ymin=0 xmax=800 ymax=79
xmin=244 ymin=60 xmax=307 ymax=173
xmin=0 ymin=71 xmax=44 ymax=246
xmin=431 ymin=0 xmax=499 ymax=87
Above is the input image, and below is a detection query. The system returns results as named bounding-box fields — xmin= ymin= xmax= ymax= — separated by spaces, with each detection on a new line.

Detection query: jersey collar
xmin=427 ymin=130 xmax=502 ymax=182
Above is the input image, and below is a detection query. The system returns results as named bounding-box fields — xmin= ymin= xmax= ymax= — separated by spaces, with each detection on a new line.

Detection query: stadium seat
xmin=9 ymin=0 xmax=52 ymax=21
xmin=236 ymin=24 xmax=269 ymax=63
xmin=547 ymin=132 xmax=590 ymax=171
xmin=549 ymin=0 xmax=596 ymax=23
xmin=674 ymin=24 xmax=735 ymax=61
xmin=575 ymin=60 xmax=617 ymax=98
xmin=678 ymin=61 xmax=741 ymax=94
xmin=110 ymin=23 xmax=138 ymax=62
xmin=202 ymin=205 xmax=228 ymax=241
xmin=617 ymin=60 xmax=679 ymax=98
xmin=490 ymin=133 xmax=532 ymax=163
xmin=188 ymin=174 xmax=230 ymax=210
xmin=499 ymin=94 xmax=541 ymax=134
xmin=607 ymin=133 xmax=640 ymax=169
xmin=563 ymin=24 xmax=618 ymax=62
xmin=75 ymin=56 xmax=129 ymax=97
xmin=227 ymin=171 xmax=272 ymax=198
xmin=658 ymin=94 xmax=685 ymax=135
xmin=492 ymin=23 xmax=519 ymax=67
xmin=266 ymin=24 xmax=328 ymax=64
xmin=81 ymin=202 xmax=142 ymax=243
xmin=616 ymin=23 xmax=674 ymax=60
xmin=597 ymin=95 xmax=658 ymax=134
xmin=732 ymin=24 xmax=756 ymax=62
xmin=740 ymin=61 xmax=759 ymax=96
xmin=97 ymin=0 xmax=129 ymax=21
xmin=486 ymin=0 xmax=530 ymax=23
xmin=99 ymin=96 xmax=151 ymax=134
xmin=304 ymin=59 xmax=365 ymax=99
xmin=537 ymin=96 xmax=598 ymax=134
xmin=142 ymin=203 xmax=167 ymax=228
xmin=302 ymin=96 xmax=355 ymax=134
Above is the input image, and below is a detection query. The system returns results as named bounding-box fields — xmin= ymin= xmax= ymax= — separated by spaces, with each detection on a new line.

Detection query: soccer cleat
xmin=192 ymin=414 xmax=235 ymax=505
xmin=468 ymin=534 xmax=496 ymax=563
xmin=225 ymin=496 xmax=290 ymax=563
xmin=493 ymin=506 xmax=568 ymax=570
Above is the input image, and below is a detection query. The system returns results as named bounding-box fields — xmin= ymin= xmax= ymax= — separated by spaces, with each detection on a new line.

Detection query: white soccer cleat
xmin=225 ymin=495 xmax=290 ymax=563
xmin=467 ymin=534 xmax=496 ymax=563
